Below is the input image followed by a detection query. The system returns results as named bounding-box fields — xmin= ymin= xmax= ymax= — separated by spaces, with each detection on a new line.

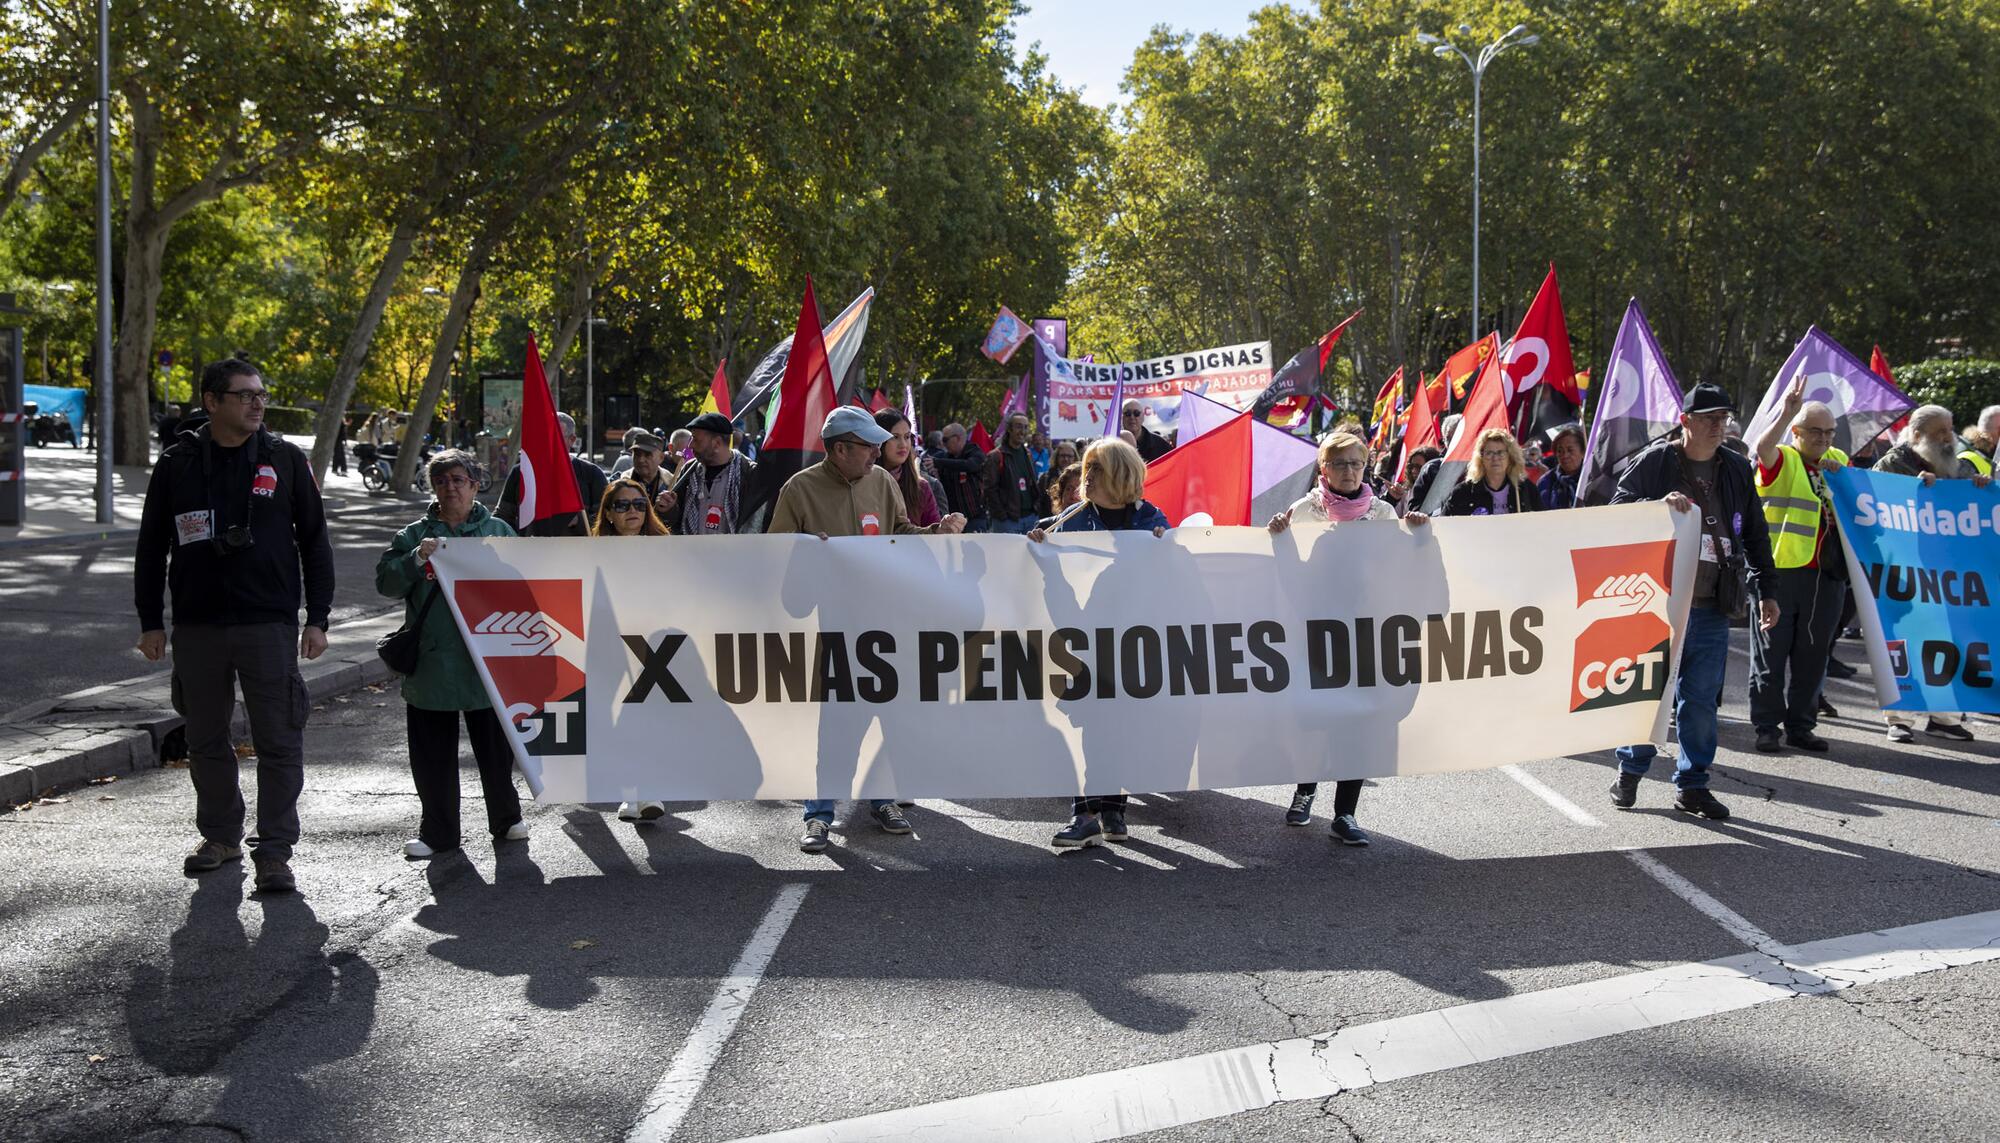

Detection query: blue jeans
xmin=803 ymin=799 xmax=892 ymax=823
xmin=1616 ymin=604 xmax=1730 ymax=791
xmin=989 ymin=515 xmax=1038 ymax=535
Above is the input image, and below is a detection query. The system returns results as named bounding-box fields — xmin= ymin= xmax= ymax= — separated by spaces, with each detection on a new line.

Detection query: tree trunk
xmin=112 ymin=219 xmax=169 ymax=465
xmin=0 ymin=98 xmax=90 ymax=219
xmin=308 ymin=209 xmax=425 ymax=482
xmin=391 ymin=254 xmax=483 ymax=491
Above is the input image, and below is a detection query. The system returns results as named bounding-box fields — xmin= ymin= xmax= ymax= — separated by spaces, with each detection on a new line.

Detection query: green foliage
xmin=261 ymin=405 xmax=316 ymax=435
xmin=1893 ymin=360 xmax=2000 ymax=423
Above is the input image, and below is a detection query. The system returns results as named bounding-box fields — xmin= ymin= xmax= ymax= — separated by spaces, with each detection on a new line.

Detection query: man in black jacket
xmin=1607 ymin=383 xmax=1778 ymax=822
xmin=134 ymin=359 xmax=335 ymax=893
xmin=933 ymin=422 xmax=987 ymax=530
xmin=656 ymin=412 xmax=763 ymax=534
xmin=1121 ymin=400 xmax=1172 ymax=462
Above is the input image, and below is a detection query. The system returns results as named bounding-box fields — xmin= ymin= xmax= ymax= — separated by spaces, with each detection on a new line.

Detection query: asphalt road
xmin=3 ymin=641 xmax=1999 ymax=1142
xmin=1 ymin=484 xmax=436 ymax=716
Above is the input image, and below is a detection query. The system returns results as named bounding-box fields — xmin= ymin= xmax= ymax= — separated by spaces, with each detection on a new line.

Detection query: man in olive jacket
xmin=767 ymin=407 xmax=965 ymax=852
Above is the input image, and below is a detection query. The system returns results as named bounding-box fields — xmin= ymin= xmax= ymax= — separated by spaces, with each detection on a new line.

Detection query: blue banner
xmin=1828 ymin=466 xmax=2000 ymax=713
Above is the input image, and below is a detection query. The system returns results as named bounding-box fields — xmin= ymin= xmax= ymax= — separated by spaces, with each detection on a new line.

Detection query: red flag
xmin=514 ymin=333 xmax=586 ymax=534
xmin=1368 ymin=368 xmax=1404 ymax=451
xmin=969 ymin=422 xmax=993 ymax=452
xmin=1871 ymin=346 xmax=1909 ymax=442
xmin=1143 ymin=411 xmax=1255 ymax=526
xmin=1419 ymin=348 xmax=1511 ymax=515
xmin=1440 ymin=334 xmax=1499 ymax=409
xmin=868 ymin=389 xmax=891 ymax=413
xmin=1502 ymin=265 xmax=1582 ymax=441
xmin=703 ymin=360 xmax=732 ymax=418
xmin=1398 ymin=362 xmax=1442 ymax=482
xmin=763 ymin=277 xmax=839 ymax=457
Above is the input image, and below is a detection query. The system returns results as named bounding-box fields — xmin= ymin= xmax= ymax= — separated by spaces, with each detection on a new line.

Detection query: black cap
xmin=686 ymin=412 xmax=733 ymax=435
xmin=1682 ymin=383 xmax=1736 ymax=415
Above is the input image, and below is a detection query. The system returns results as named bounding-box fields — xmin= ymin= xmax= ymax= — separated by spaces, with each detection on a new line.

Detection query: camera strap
xmin=198 ymin=426 xmax=264 ymax=534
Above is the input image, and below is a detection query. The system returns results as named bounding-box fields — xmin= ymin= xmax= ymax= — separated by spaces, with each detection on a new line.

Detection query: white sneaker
xmin=617 ymin=802 xmax=642 ymax=821
xmin=402 ymin=838 xmax=437 ymax=859
xmin=501 ymin=821 xmax=530 ymax=841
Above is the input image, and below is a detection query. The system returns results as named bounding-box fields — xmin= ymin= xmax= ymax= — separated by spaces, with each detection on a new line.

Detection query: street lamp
xmin=1416 ymin=23 xmax=1539 ymax=343
xmin=585 ymin=294 xmax=608 ymax=461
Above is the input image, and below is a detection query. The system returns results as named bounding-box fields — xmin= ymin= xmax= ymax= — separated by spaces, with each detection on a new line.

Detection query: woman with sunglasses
xmin=593 ymin=477 xmax=670 ymax=538
xmin=1266 ymin=430 xmax=1428 ymax=845
xmin=590 ymin=478 xmax=672 ymax=821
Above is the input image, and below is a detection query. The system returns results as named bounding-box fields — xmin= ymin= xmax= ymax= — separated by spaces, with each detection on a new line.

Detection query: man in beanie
xmin=1607 ymin=383 xmax=1778 ymax=821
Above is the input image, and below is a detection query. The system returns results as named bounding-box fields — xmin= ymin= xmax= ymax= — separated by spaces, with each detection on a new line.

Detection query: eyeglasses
xmin=434 ymin=473 xmax=474 ymax=489
xmin=1122 ymin=409 xmax=1143 ymax=419
xmin=222 ymin=389 xmax=271 ymax=405
xmin=1325 ymin=459 xmax=1366 ymax=470
xmin=1796 ymin=427 xmax=1836 ymax=440
xmin=609 ymin=498 xmax=649 ymax=512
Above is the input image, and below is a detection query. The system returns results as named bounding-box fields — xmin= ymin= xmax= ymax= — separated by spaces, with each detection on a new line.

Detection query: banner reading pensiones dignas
xmin=1045 ymin=341 xmax=1271 ymax=437
xmin=429 ymin=504 xmax=1698 ymax=804
xmin=1829 ymin=467 xmax=2000 ymax=713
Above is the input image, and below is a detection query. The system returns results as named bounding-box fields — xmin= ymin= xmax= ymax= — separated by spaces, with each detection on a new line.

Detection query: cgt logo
xmin=454 ymin=579 xmax=588 ymax=755
xmin=1569 ymin=541 xmax=1677 ymax=713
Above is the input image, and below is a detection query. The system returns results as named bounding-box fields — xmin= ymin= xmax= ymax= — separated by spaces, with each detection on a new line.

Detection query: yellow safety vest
xmin=1756 ymin=444 xmax=1848 ymax=569
xmin=1961 ymin=448 xmax=1994 ymax=477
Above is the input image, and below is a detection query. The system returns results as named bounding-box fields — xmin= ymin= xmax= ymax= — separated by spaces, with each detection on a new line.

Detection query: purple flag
xmin=1743 ymin=326 xmax=1915 ymax=456
xmin=1578 ymin=300 xmax=1686 ymax=506
xmin=1031 ymin=318 xmax=1067 ymax=434
xmin=1104 ymin=368 xmax=1125 ymax=438
xmin=904 ymin=383 xmax=918 ymax=437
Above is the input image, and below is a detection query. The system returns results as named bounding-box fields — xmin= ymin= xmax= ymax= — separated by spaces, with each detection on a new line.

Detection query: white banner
xmin=1043 ymin=340 xmax=1272 ymax=438
xmin=430 ymin=506 xmax=1697 ymax=804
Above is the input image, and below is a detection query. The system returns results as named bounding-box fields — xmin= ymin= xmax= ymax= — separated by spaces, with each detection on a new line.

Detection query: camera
xmin=212 ymin=525 xmax=255 ymax=555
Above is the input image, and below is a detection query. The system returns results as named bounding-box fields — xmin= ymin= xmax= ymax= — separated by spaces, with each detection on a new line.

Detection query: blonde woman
xmin=1442 ymin=427 xmax=1542 ymax=516
xmin=1030 ymin=437 xmax=1170 ymax=846
xmin=1268 ymin=430 xmax=1428 ymax=844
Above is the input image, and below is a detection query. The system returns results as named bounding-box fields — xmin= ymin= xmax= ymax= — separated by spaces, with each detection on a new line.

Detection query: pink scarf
xmin=1310 ymin=479 xmax=1376 ymax=522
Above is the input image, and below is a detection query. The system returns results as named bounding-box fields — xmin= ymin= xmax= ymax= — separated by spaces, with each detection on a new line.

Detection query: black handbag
xmin=377 ymin=584 xmax=441 ymax=676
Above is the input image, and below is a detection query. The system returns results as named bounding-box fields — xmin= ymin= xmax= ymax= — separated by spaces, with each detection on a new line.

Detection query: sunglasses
xmin=609 ymin=498 xmax=649 ymax=512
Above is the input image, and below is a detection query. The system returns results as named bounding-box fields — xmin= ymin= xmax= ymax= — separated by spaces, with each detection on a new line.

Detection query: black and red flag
xmin=1501 ymin=265 xmax=1585 ymax=448
xmin=1251 ymin=309 xmax=1361 ymax=423
xmin=511 ymin=333 xmax=589 ymax=536
xmin=741 ymin=278 xmax=841 ymax=529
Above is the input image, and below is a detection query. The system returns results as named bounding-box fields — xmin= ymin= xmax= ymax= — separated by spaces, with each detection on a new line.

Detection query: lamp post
xmin=585 ymin=294 xmax=607 ymax=462
xmin=93 ymin=0 xmax=112 ymax=522
xmin=1416 ymin=23 xmax=1539 ymax=344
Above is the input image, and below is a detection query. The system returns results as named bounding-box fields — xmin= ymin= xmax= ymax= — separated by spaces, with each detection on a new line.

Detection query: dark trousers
xmin=1294 ymin=780 xmax=1362 ymax=817
xmin=1073 ymin=794 xmax=1128 ymax=816
xmin=171 ymin=623 xmax=307 ymax=859
xmin=405 ymin=704 xmax=521 ymax=850
xmin=1750 ymin=567 xmax=1846 ymax=734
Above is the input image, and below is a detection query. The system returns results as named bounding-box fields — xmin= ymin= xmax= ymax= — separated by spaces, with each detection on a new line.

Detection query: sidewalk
xmin=0 ymin=608 xmax=402 ymax=804
xmin=0 ymin=433 xmax=401 ymax=547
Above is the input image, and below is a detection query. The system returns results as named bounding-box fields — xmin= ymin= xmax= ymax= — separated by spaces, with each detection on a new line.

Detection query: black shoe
xmin=1674 ymin=789 xmax=1731 ymax=821
xmin=799 ymin=819 xmax=830 ymax=854
xmin=1754 ymin=727 xmax=1783 ymax=753
xmin=1824 ymin=656 xmax=1857 ymax=680
xmin=183 ymin=840 xmax=242 ymax=875
xmin=1887 ymin=723 xmax=1915 ymax=743
xmin=1785 ymin=730 xmax=1830 ymax=752
xmin=1926 ymin=721 xmax=1975 ymax=742
xmin=1100 ymin=810 xmax=1129 ymax=841
xmin=1817 ymin=696 xmax=1839 ymax=718
xmin=1609 ymin=773 xmax=1640 ymax=809
xmin=871 ymin=803 xmax=912 ymax=834
xmin=1329 ymin=815 xmax=1371 ymax=846
xmin=252 ymin=857 xmax=296 ymax=894
xmin=1285 ymin=791 xmax=1315 ymax=826
xmin=1052 ymin=816 xmax=1104 ymax=848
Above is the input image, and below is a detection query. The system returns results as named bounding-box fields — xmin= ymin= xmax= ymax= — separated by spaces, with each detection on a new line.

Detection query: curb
xmin=0 ymin=613 xmax=403 ymax=805
xmin=0 ymin=526 xmax=143 ymax=551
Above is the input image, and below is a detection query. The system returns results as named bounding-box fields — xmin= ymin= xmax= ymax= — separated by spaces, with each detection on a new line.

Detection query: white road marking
xmin=1500 ymin=764 xmax=1603 ymax=827
xmin=1622 ymin=848 xmax=1788 ymax=956
xmin=725 ymin=907 xmax=2000 ymax=1143
xmin=628 ymin=883 xmax=811 ymax=1143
